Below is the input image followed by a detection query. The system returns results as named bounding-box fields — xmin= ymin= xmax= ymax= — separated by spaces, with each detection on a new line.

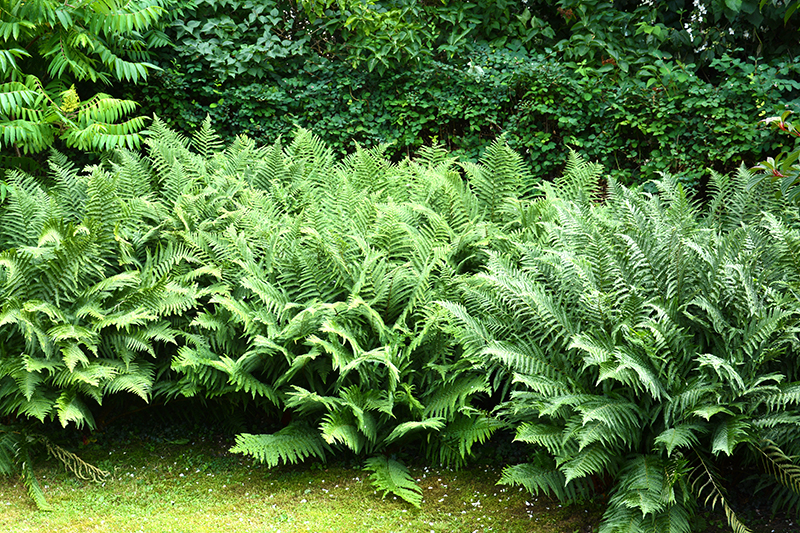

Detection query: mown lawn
xmin=1 ymin=438 xmax=601 ymax=533
xmin=0 ymin=420 xmax=796 ymax=533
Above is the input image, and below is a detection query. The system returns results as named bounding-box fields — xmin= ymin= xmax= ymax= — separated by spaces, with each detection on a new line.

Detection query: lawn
xmin=1 ymin=433 xmax=600 ymax=533
xmin=1 ymin=421 xmax=797 ymax=533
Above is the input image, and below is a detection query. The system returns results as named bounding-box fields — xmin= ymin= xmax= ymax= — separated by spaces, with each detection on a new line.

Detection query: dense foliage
xmin=2 ymin=122 xmax=800 ymax=533
xmin=0 ymin=119 xmax=526 ymax=507
xmin=0 ymin=0 xmax=175 ymax=158
xmin=117 ymin=0 xmax=800 ymax=187
xmin=444 ymin=155 xmax=800 ymax=533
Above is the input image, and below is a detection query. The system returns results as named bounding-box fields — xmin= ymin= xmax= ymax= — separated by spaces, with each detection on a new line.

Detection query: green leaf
xmin=711 ymin=417 xmax=750 ymax=456
xmin=654 ymin=424 xmax=705 ymax=456
xmin=231 ymin=423 xmax=328 ymax=468
xmin=725 ymin=0 xmax=743 ymax=11
xmin=364 ymin=456 xmax=422 ymax=507
xmin=383 ymin=418 xmax=445 ymax=445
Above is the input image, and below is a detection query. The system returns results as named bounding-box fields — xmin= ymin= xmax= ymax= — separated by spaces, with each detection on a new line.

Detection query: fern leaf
xmin=757 ymin=441 xmax=800 ymax=494
xmin=383 ymin=418 xmax=445 ymax=445
xmin=191 ymin=115 xmax=224 ymax=159
xmin=654 ymin=424 xmax=706 ymax=457
xmin=54 ymin=391 xmax=96 ymax=430
xmin=561 ymin=442 xmax=615 ymax=485
xmin=364 ymin=455 xmax=422 ymax=508
xmin=19 ymin=447 xmax=51 ymax=511
xmin=319 ymin=410 xmax=364 ymax=453
xmin=692 ymin=453 xmax=752 ymax=533
xmin=230 ymin=423 xmax=328 ymax=468
xmin=434 ymin=414 xmax=502 ymax=468
xmin=711 ymin=416 xmax=750 ymax=456
xmin=498 ymin=453 xmax=593 ymax=503
xmin=549 ymin=149 xmax=603 ymax=204
xmin=610 ymin=454 xmax=670 ymax=517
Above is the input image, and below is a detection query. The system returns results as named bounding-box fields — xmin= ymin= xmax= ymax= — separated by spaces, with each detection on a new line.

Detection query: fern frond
xmin=609 ymin=454 xmax=670 ymax=517
xmin=230 ymin=423 xmax=328 ymax=468
xmin=756 ymin=440 xmax=800 ymax=495
xmin=560 ymin=442 xmax=616 ymax=485
xmin=383 ymin=418 xmax=445 ymax=446
xmin=423 ymin=373 xmax=489 ymax=419
xmin=498 ymin=452 xmax=594 ymax=503
xmin=461 ymin=135 xmax=531 ymax=223
xmin=691 ymin=453 xmax=752 ymax=533
xmin=364 ymin=455 xmax=422 ymax=508
xmin=432 ymin=414 xmax=501 ymax=468
xmin=42 ymin=438 xmax=109 ymax=483
xmin=654 ymin=424 xmax=706 ymax=457
xmin=19 ymin=447 xmax=51 ymax=511
xmin=547 ymin=149 xmax=603 ymax=204
xmin=319 ymin=410 xmax=365 ymax=453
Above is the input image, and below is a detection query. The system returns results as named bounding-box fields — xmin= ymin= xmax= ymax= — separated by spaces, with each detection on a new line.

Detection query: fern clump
xmin=7 ymin=117 xmax=798 ymax=527
xmin=442 ymin=157 xmax=800 ymax=533
xmin=1 ymin=120 xmax=537 ymax=507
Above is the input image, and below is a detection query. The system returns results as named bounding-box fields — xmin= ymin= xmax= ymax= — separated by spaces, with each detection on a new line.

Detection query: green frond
xmin=609 ymin=454 xmax=671 ymax=517
xmin=364 ymin=455 xmax=422 ymax=508
xmin=19 ymin=447 xmax=51 ymax=511
xmin=485 ymin=340 xmax=559 ymax=381
xmin=498 ymin=452 xmax=594 ymax=503
xmin=514 ymin=422 xmax=566 ymax=455
xmin=461 ymin=134 xmax=530 ymax=223
xmin=190 ymin=114 xmax=224 ymax=159
xmin=103 ymin=371 xmax=153 ymax=402
xmin=432 ymin=414 xmax=502 ymax=468
xmin=319 ymin=410 xmax=365 ymax=453
xmin=651 ymin=504 xmax=693 ymax=533
xmin=284 ymin=385 xmax=344 ymax=416
xmin=560 ymin=442 xmax=616 ymax=485
xmin=54 ymin=390 xmax=95 ymax=429
xmin=423 ymin=373 xmax=488 ymax=419
xmin=654 ymin=424 xmax=706 ymax=457
xmin=757 ymin=441 xmax=800 ymax=495
xmin=695 ymin=353 xmax=746 ymax=392
xmin=206 ymin=355 xmax=279 ymax=403
xmin=383 ymin=418 xmax=445 ymax=446
xmin=692 ymin=453 xmax=752 ymax=533
xmin=230 ymin=423 xmax=328 ymax=468
xmin=434 ymin=301 xmax=492 ymax=357
xmin=575 ymin=397 xmax=643 ymax=439
xmin=545 ymin=149 xmax=603 ymax=204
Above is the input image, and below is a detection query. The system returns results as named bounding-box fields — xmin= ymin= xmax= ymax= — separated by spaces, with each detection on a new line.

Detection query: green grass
xmin=0 ymin=438 xmax=602 ymax=533
xmin=1 ymin=428 xmax=797 ymax=533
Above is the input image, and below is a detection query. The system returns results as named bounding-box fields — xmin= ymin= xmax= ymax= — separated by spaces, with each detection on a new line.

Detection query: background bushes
xmin=115 ymin=0 xmax=800 ymax=189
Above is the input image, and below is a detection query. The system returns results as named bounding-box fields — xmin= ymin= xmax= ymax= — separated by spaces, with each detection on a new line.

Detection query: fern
xmin=441 ymin=153 xmax=800 ymax=532
xmin=498 ymin=452 xmax=595 ymax=503
xmin=461 ymin=135 xmax=533 ymax=223
xmin=230 ymin=423 xmax=329 ymax=468
xmin=364 ymin=455 xmax=423 ymax=508
xmin=0 ymin=425 xmax=109 ymax=510
xmin=545 ymin=149 xmax=604 ymax=204
xmin=692 ymin=453 xmax=752 ymax=533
